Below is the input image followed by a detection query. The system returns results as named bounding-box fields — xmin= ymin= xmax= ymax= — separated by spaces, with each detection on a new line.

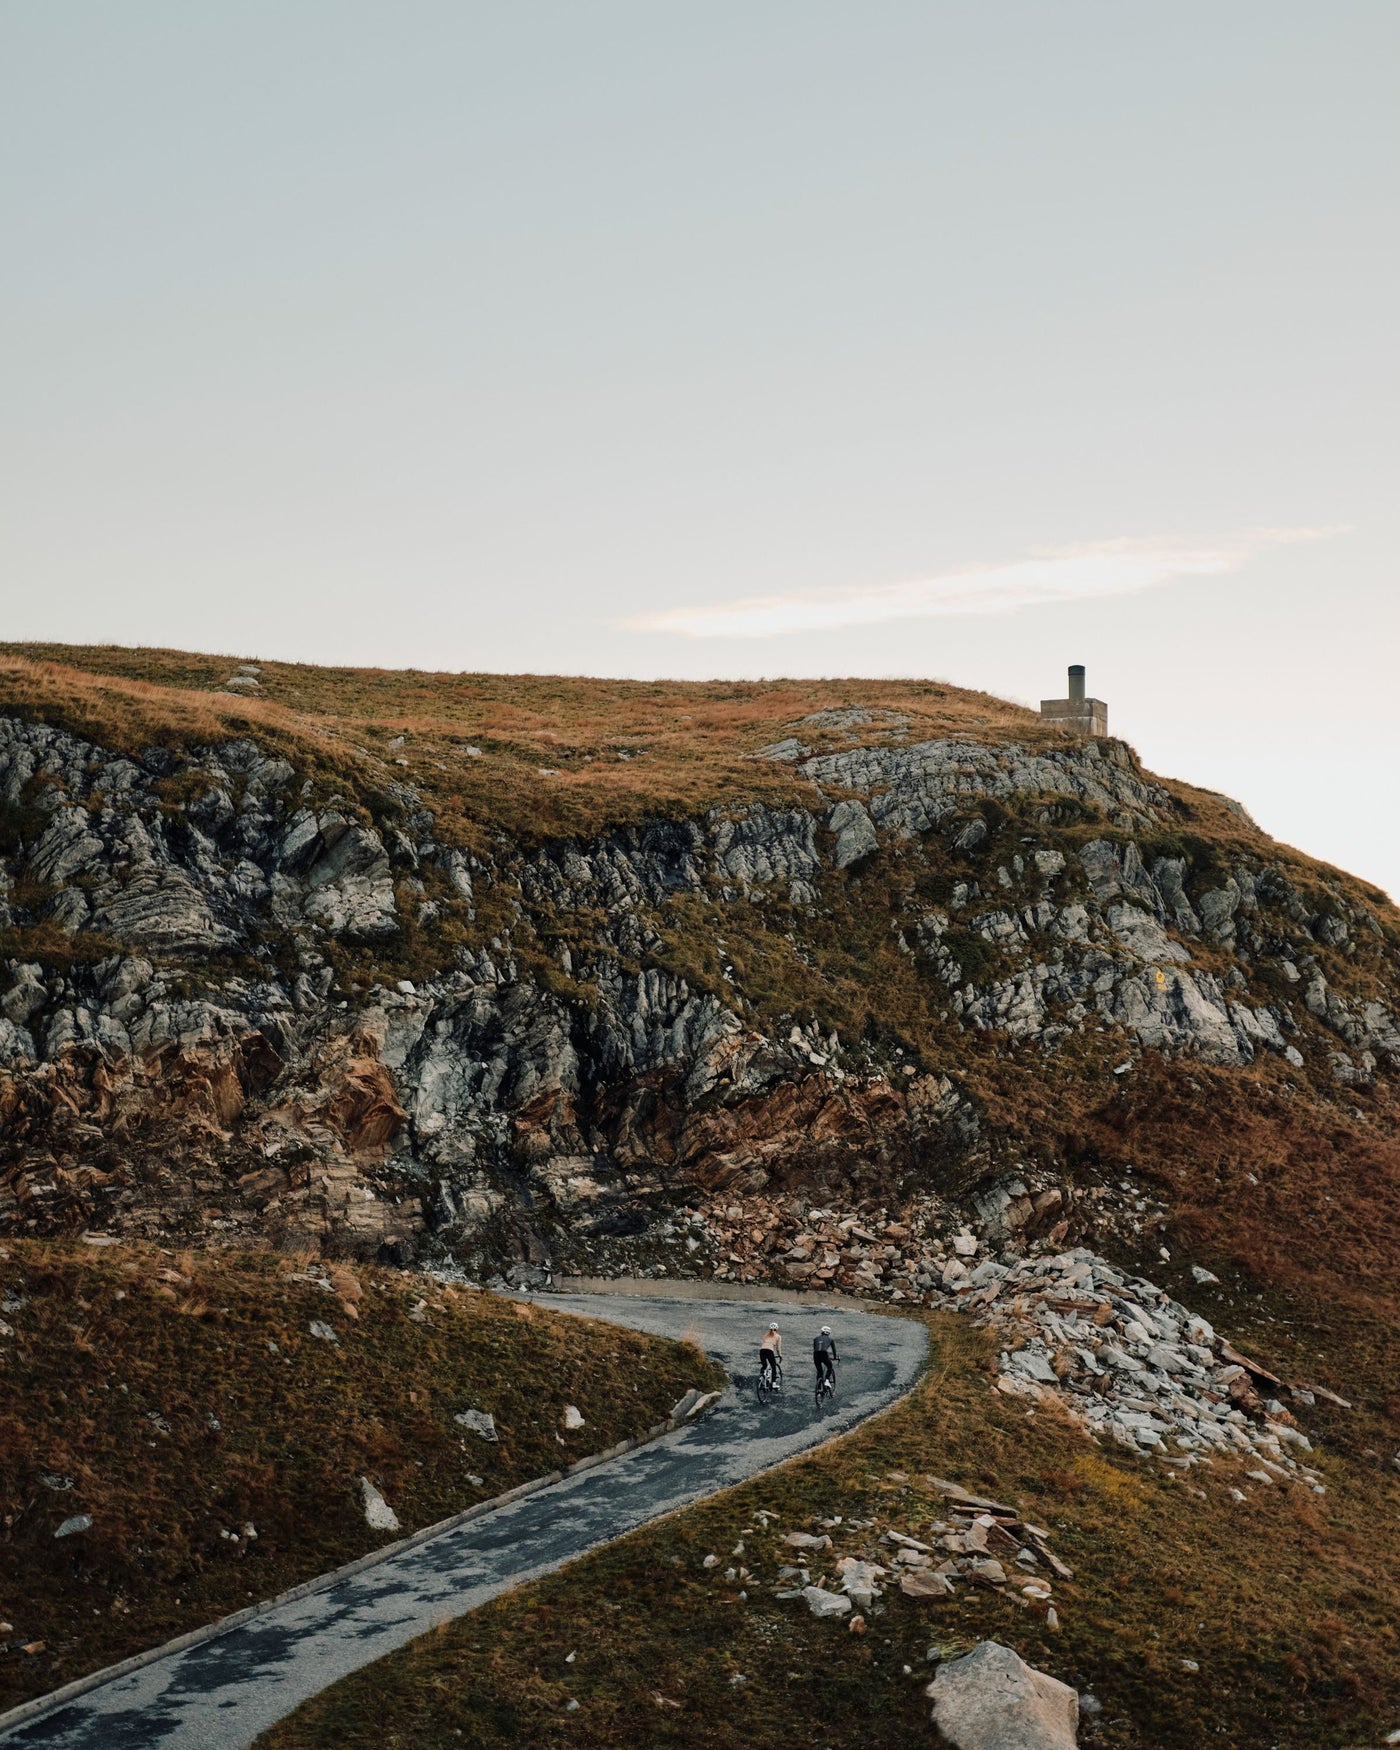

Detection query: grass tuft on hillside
xmin=258 ymin=1305 xmax=1400 ymax=1750
xmin=0 ymin=1239 xmax=721 ymax=1711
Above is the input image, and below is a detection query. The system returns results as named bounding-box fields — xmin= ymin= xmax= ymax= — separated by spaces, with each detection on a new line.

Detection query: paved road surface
xmin=1 ymin=1294 xmax=926 ymax=1750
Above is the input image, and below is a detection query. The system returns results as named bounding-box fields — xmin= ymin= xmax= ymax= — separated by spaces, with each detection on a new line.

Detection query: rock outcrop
xmin=2 ymin=704 xmax=1397 ymax=1274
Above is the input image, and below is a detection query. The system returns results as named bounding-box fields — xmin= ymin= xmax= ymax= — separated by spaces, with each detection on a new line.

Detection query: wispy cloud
xmin=621 ymin=526 xmax=1347 ymax=640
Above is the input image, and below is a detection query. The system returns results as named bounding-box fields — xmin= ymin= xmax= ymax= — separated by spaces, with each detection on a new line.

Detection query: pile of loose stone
xmin=567 ymin=1189 xmax=1334 ymax=1488
xmin=684 ymin=1192 xmax=991 ymax=1299
xmin=958 ymin=1248 xmax=1328 ymax=1492
xmin=769 ymin=1476 xmax=1074 ymax=1629
xmin=664 ymin=1196 xmax=1331 ymax=1489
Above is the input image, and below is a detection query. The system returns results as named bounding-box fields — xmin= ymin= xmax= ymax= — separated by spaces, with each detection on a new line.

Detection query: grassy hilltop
xmin=3 ymin=645 xmax=1400 ymax=1745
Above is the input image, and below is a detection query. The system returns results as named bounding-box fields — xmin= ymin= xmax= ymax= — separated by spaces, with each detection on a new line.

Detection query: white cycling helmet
xmin=820 ymin=1325 xmax=831 ymax=1335
xmin=767 ymin=1323 xmax=779 ymax=1332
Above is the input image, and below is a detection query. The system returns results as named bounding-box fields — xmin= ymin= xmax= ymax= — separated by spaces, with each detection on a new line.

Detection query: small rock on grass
xmin=53 ymin=1515 xmax=92 ymax=1540
xmin=835 ymin=1557 xmax=887 ymax=1609
xmin=562 ymin=1404 xmax=585 ymax=1430
xmin=802 ymin=1585 xmax=852 ymax=1619
xmin=455 ymin=1409 xmax=498 ymax=1440
xmin=901 ymin=1569 xmax=955 ymax=1600
xmin=360 ymin=1478 xmax=400 ymax=1532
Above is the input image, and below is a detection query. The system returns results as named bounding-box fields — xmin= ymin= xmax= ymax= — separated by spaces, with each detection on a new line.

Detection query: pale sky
xmin=3 ymin=4 xmax=1398 ymax=896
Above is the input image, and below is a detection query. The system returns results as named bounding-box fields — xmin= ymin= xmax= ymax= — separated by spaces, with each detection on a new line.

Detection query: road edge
xmin=2 ymin=1286 xmax=931 ymax=1746
xmin=0 ymin=1396 xmax=724 ymax=1741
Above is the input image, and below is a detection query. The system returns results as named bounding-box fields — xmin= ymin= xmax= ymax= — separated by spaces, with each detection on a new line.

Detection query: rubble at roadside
xmin=970 ymin=1247 xmax=1326 ymax=1490
xmin=703 ymin=1474 xmax=1073 ymax=1629
xmin=559 ymin=1189 xmax=1328 ymax=1490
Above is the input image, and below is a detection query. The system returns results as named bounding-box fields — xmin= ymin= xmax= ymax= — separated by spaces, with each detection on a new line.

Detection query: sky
xmin=3 ymin=3 xmax=1398 ymax=896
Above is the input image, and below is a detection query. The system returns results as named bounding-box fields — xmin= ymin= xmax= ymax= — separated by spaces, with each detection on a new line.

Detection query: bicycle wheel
xmin=756 ymin=1369 xmax=772 ymax=1405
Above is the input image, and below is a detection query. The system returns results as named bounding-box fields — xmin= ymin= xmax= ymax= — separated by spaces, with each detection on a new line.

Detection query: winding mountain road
xmin=0 ymin=1293 xmax=927 ymax=1750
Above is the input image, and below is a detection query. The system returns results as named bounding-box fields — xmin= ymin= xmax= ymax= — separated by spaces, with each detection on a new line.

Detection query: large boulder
xmin=928 ymin=1641 xmax=1078 ymax=1749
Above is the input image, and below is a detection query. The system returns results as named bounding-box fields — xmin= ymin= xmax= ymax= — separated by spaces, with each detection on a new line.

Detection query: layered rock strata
xmin=2 ymin=714 xmax=1396 ymax=1268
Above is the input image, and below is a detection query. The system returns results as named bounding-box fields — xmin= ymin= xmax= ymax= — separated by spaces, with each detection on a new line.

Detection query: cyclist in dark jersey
xmin=813 ymin=1324 xmax=838 ymax=1393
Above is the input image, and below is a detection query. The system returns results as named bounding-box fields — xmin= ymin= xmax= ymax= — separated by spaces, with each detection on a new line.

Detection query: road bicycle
xmin=814 ymin=1360 xmax=837 ymax=1408
xmin=756 ymin=1357 xmax=783 ymax=1404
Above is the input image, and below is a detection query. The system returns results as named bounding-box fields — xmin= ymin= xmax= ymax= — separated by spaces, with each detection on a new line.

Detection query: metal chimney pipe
xmin=1068 ymin=664 xmax=1085 ymax=704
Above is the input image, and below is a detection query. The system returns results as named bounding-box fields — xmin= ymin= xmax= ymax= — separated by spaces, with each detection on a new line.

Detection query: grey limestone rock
xmin=797 ymin=739 xmax=1168 ymax=840
xmin=1 ymin=964 xmax=46 ymax=1027
xmin=0 ymin=1018 xmax=36 ymax=1067
xmin=710 ymin=804 xmax=821 ymax=902
xmin=1151 ymin=857 xmax=1201 ymax=932
xmin=2 ymin=702 xmax=1397 ymax=1272
xmin=1079 ymin=838 xmax=1159 ymax=908
xmin=1198 ymin=880 xmax=1242 ymax=943
xmin=1103 ymin=967 xmax=1248 ymax=1066
xmin=827 ymin=799 xmax=878 ymax=870
xmin=359 ymin=1477 xmax=401 ymax=1532
xmin=1104 ymin=903 xmax=1190 ymax=964
xmin=801 ymin=1584 xmax=852 ymax=1618
xmin=929 ymin=1641 xmax=1078 ymax=1749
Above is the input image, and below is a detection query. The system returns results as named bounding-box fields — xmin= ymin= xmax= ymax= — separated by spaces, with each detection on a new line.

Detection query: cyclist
xmin=759 ymin=1323 xmax=783 ymax=1390
xmin=813 ymin=1324 xmax=838 ymax=1396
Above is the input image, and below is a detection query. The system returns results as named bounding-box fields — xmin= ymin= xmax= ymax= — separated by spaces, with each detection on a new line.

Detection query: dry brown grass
xmin=256 ymin=1309 xmax=1400 ymax=1749
xmin=0 ymin=644 xmax=1124 ymax=857
xmin=3 ymin=642 xmax=1389 ymax=918
xmin=0 ymin=1238 xmax=722 ymax=1710
xmin=1087 ymin=1066 xmax=1400 ymax=1337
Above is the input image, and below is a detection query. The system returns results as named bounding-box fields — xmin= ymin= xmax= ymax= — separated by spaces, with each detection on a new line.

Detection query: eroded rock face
xmin=929 ymin=1641 xmax=1079 ymax=1750
xmin=802 ymin=737 xmax=1167 ymax=838
xmin=1 ymin=714 xmax=1397 ymax=1266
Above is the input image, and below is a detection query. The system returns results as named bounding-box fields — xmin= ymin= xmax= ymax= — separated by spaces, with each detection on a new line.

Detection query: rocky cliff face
xmin=3 ymin=705 xmax=1398 ymax=1285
